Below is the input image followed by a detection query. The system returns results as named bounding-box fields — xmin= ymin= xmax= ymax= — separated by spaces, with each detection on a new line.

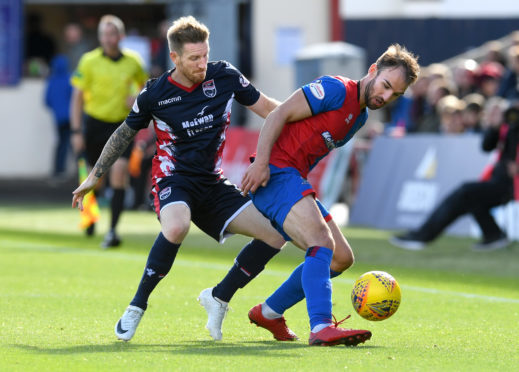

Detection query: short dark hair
xmin=376 ymin=44 xmax=420 ymax=86
xmin=167 ymin=16 xmax=210 ymax=54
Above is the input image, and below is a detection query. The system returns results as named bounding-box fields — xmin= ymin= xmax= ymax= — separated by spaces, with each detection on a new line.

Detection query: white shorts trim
xmin=218 ymin=199 xmax=252 ymax=244
xmin=160 ymin=201 xmax=190 ymax=217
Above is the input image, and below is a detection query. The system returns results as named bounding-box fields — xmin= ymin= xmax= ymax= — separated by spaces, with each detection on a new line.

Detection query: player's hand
xmin=241 ymin=162 xmax=270 ymax=195
xmin=72 ymin=176 xmax=98 ymax=211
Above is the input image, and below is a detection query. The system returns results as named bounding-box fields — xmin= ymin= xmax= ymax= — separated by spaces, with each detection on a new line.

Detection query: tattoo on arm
xmin=93 ymin=122 xmax=138 ymax=178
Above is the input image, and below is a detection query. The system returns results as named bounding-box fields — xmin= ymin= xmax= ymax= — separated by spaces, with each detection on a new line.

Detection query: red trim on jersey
xmin=323 ymin=213 xmax=333 ymax=222
xmin=167 ymin=74 xmax=201 ymax=93
xmin=302 ymin=188 xmax=316 ymax=197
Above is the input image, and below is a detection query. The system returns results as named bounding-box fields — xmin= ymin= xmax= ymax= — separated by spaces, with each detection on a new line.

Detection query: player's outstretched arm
xmin=241 ymin=89 xmax=312 ymax=195
xmin=247 ymin=92 xmax=281 ymax=119
xmin=72 ymin=122 xmax=138 ymax=210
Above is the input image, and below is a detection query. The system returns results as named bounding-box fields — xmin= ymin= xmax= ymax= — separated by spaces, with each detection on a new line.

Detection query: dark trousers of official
xmin=414 ymin=179 xmax=513 ymax=242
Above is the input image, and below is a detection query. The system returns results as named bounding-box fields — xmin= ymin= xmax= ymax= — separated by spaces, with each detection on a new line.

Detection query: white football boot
xmin=115 ymin=305 xmax=145 ymax=341
xmin=198 ymin=288 xmax=228 ymax=341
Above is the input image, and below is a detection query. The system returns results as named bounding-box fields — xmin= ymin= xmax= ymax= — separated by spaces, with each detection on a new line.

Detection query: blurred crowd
xmin=380 ymin=31 xmax=519 ymax=137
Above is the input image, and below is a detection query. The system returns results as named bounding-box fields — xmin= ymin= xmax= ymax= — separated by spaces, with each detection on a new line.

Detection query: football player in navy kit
xmin=72 ymin=16 xmax=286 ymax=342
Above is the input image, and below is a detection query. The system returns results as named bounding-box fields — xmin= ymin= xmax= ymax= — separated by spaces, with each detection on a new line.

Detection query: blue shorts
xmin=250 ymin=165 xmax=330 ymax=241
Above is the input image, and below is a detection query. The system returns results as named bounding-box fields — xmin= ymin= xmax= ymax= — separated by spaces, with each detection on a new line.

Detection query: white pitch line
xmin=3 ymin=239 xmax=519 ymax=304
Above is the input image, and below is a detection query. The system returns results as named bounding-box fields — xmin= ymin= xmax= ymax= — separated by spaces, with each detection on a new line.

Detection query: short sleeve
xmin=301 ymin=76 xmax=347 ymax=115
xmin=126 ymin=84 xmax=153 ymax=130
xmin=225 ymin=62 xmax=261 ymax=106
xmin=70 ymin=54 xmax=89 ymax=91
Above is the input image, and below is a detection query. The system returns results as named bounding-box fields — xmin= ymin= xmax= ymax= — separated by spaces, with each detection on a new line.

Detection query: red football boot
xmin=308 ymin=315 xmax=371 ymax=346
xmin=248 ymin=304 xmax=299 ymax=341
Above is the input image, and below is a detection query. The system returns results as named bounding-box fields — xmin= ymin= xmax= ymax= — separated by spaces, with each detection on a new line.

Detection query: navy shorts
xmin=152 ymin=174 xmax=251 ymax=243
xmin=250 ymin=165 xmax=331 ymax=241
xmin=83 ymin=114 xmax=133 ymax=167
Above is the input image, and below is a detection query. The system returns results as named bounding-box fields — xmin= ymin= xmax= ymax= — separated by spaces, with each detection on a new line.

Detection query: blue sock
xmin=302 ymin=246 xmax=333 ymax=330
xmin=265 ymin=264 xmax=342 ymax=315
xmin=130 ymin=233 xmax=180 ymax=310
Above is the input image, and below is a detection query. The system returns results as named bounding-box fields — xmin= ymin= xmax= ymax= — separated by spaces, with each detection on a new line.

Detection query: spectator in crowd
xmin=452 ymin=59 xmax=478 ymax=98
xmin=417 ymin=78 xmax=456 ymax=132
xmin=408 ymin=71 xmax=431 ymax=132
xmin=427 ymin=63 xmax=452 ymax=82
xmin=475 ymin=61 xmax=504 ymax=98
xmin=480 ymin=96 xmax=509 ymax=131
xmin=498 ymin=45 xmax=519 ymax=101
xmin=63 ymin=23 xmax=91 ymax=72
xmin=381 ymin=94 xmax=413 ymax=136
xmin=461 ymin=93 xmax=486 ymax=133
xmin=45 ymin=55 xmax=73 ymax=176
xmin=390 ymin=101 xmax=518 ymax=252
xmin=482 ymin=40 xmax=507 ymax=68
xmin=437 ymin=95 xmax=466 ymax=134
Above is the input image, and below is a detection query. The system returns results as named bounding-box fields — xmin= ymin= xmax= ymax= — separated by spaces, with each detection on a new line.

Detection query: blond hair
xmin=98 ymin=14 xmax=125 ymax=37
xmin=167 ymin=16 xmax=210 ymax=54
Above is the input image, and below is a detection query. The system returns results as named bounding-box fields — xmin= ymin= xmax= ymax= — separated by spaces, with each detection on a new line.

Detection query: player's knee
xmin=313 ymin=225 xmax=334 ymax=251
xmin=331 ymin=248 xmax=354 ymax=272
xmin=162 ymin=222 xmax=190 ymax=243
xmin=260 ymin=233 xmax=285 ymax=249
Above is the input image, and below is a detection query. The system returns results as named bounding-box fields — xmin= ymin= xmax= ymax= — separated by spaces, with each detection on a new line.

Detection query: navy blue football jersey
xmin=126 ymin=61 xmax=260 ymax=180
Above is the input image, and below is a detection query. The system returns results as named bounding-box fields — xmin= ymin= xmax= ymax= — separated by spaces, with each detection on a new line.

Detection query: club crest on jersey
xmin=309 ymin=81 xmax=325 ymax=100
xmin=203 ymin=79 xmax=217 ymax=98
xmin=159 ymin=186 xmax=171 ymax=200
xmin=321 ymin=131 xmax=336 ymax=150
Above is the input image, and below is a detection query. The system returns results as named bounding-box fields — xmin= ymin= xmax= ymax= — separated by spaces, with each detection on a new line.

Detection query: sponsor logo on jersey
xmin=197 ymin=105 xmax=209 ymax=116
xmin=345 ymin=113 xmax=353 ymax=124
xmin=159 ymin=186 xmax=171 ymax=200
xmin=239 ymin=75 xmax=250 ymax=87
xmin=309 ymin=82 xmax=325 ymax=100
xmin=158 ymin=96 xmax=182 ymax=106
xmin=181 ymin=114 xmax=214 ymax=129
xmin=203 ymin=79 xmax=217 ymax=98
xmin=321 ymin=131 xmax=336 ymax=150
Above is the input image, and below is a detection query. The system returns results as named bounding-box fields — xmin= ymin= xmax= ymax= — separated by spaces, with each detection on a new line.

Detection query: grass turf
xmin=1 ymin=204 xmax=518 ymax=371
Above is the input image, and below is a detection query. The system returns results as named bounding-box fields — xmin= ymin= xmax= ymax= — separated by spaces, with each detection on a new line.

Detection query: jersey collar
xmin=167 ymin=70 xmax=202 ymax=93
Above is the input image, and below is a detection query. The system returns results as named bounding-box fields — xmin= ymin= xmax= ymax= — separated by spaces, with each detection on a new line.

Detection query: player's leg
xmin=281 ymin=196 xmax=370 ymax=346
xmin=195 ymin=181 xmax=285 ymax=340
xmin=390 ymin=180 xmax=490 ymax=249
xmin=115 ymin=180 xmax=192 ymax=341
xmin=282 ymin=195 xmax=335 ymax=328
xmin=259 ymin=216 xmax=353 ymax=322
xmin=212 ymin=202 xmax=286 ymax=301
xmin=102 ymin=157 xmax=129 ymax=248
xmin=102 ymin=137 xmax=134 ymax=248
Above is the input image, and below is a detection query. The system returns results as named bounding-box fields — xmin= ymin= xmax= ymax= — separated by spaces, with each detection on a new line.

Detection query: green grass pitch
xmin=1 ymin=204 xmax=518 ymax=371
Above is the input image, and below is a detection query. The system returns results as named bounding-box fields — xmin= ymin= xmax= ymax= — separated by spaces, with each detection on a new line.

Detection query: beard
xmin=186 ymin=70 xmax=206 ymax=84
xmin=364 ymin=78 xmax=385 ymax=110
xmin=176 ymin=59 xmax=207 ymax=85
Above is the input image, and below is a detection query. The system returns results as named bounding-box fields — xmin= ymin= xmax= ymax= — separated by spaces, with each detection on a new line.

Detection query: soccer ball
xmin=351 ymin=271 xmax=401 ymax=321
